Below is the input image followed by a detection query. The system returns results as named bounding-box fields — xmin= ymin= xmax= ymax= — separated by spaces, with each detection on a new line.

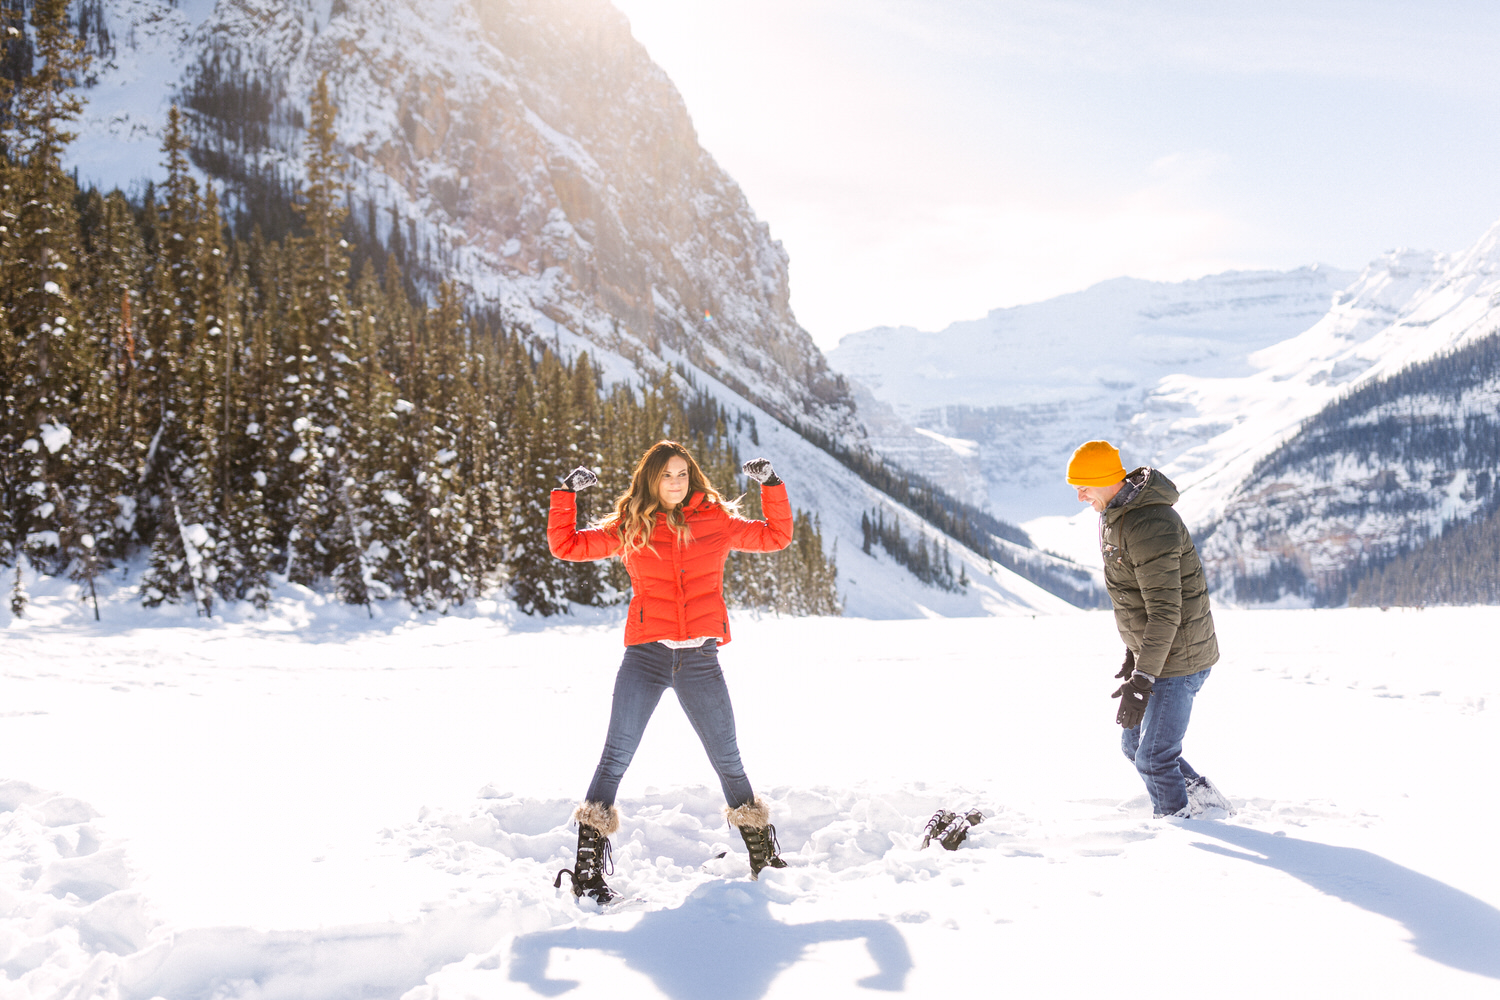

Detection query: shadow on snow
xmin=1190 ymin=824 xmax=1500 ymax=979
xmin=510 ymin=880 xmax=912 ymax=998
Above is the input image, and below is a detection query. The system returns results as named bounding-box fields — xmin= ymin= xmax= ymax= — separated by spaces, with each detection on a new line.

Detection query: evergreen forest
xmin=1234 ymin=328 xmax=1500 ymax=606
xmin=0 ymin=2 xmax=840 ymax=620
xmin=859 ymin=507 xmax=966 ymax=592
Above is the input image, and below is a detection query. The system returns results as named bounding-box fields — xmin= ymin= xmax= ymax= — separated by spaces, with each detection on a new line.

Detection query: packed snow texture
xmin=2 ymin=579 xmax=1497 ymax=997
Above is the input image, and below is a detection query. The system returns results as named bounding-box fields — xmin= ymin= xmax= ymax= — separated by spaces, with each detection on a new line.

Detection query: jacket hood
xmin=1104 ymin=467 xmax=1179 ymax=522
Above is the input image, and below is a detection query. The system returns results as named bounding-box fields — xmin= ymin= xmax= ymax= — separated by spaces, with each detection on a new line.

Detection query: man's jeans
xmin=1121 ymin=667 xmax=1210 ymax=817
xmin=585 ymin=640 xmax=755 ymax=809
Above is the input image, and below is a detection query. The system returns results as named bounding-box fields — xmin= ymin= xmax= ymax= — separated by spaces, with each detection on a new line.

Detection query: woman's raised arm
xmin=548 ymin=467 xmax=619 ymax=561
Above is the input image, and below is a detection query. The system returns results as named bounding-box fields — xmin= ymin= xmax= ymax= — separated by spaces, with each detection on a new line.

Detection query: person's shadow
xmin=510 ymin=880 xmax=912 ymax=998
xmin=1190 ymin=824 xmax=1500 ymax=978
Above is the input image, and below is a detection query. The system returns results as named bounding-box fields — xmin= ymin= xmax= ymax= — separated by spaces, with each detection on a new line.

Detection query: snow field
xmin=1 ymin=588 xmax=1498 ymax=997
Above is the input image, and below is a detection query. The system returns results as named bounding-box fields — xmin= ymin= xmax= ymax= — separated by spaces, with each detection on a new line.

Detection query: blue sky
xmin=611 ymin=0 xmax=1500 ymax=348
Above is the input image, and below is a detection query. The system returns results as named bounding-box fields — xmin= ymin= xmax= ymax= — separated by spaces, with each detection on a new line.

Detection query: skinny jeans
xmin=1121 ymin=667 xmax=1210 ymax=816
xmin=584 ymin=640 xmax=755 ymax=810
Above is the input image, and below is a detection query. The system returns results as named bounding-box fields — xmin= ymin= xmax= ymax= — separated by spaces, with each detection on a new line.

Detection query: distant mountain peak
xmin=827 ymin=266 xmax=1356 ymax=521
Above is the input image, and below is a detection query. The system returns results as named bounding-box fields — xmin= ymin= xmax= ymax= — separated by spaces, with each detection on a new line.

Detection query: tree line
xmin=1231 ymin=328 xmax=1500 ymax=606
xmin=1348 ymin=501 xmax=1500 ymax=607
xmin=786 ymin=414 xmax=1106 ymax=607
xmin=0 ymin=3 xmax=839 ymax=620
xmin=1250 ymin=329 xmax=1500 ymax=489
xmin=860 ymin=507 xmax=967 ymax=592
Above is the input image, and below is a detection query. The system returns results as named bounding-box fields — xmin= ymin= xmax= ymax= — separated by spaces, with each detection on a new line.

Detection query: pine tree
xmin=560 ymin=352 xmax=607 ymax=606
xmin=0 ymin=63 xmax=850 ymax=620
xmin=139 ymin=109 xmax=220 ymax=615
xmin=505 ymin=342 xmax=572 ymax=615
xmin=284 ymin=74 xmax=360 ymax=592
xmin=0 ymin=0 xmax=91 ymax=615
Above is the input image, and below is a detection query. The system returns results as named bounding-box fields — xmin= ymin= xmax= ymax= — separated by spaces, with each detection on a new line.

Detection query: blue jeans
xmin=1121 ymin=668 xmax=1210 ymax=816
xmin=585 ymin=640 xmax=755 ymax=810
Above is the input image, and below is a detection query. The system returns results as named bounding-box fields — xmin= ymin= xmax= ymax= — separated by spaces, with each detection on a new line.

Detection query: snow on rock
xmin=53 ymin=0 xmax=1074 ymax=618
xmin=1136 ymin=247 xmax=1456 ymax=530
xmin=836 ymin=216 xmax=1500 ymax=594
xmin=1133 ymin=221 xmax=1500 ymax=597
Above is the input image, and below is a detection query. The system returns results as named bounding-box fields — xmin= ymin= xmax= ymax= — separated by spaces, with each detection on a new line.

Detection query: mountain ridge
xmin=41 ymin=0 xmax=1093 ymax=617
xmin=828 ymin=265 xmax=1357 ymax=521
xmin=69 ymin=0 xmax=858 ymax=442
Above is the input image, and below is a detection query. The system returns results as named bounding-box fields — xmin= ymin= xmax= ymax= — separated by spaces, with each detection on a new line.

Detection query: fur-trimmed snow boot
xmin=554 ymin=801 xmax=619 ymax=904
xmin=726 ymin=796 xmax=788 ymax=879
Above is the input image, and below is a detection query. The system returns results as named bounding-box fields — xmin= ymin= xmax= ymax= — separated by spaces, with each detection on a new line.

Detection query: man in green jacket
xmin=1068 ymin=440 xmax=1232 ymax=818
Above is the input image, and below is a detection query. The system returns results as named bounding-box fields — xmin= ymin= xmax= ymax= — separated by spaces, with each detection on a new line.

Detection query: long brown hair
xmin=596 ymin=440 xmax=738 ymax=556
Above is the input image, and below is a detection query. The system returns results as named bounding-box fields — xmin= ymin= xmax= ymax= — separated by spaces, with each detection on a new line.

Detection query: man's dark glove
xmin=1112 ymin=672 xmax=1153 ymax=729
xmin=561 ymin=466 xmax=598 ymax=492
xmin=742 ymin=458 xmax=781 ymax=486
xmin=1116 ymin=648 xmax=1135 ymax=680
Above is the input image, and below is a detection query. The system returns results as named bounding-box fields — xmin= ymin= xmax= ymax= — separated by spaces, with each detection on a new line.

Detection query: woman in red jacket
xmin=548 ymin=440 xmax=794 ymax=903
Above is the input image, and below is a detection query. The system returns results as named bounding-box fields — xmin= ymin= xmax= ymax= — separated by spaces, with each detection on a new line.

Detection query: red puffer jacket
xmin=548 ymin=483 xmax=794 ymax=645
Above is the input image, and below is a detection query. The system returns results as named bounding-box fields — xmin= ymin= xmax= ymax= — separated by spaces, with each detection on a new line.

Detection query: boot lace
xmin=553 ymin=824 xmax=615 ymax=897
xmin=742 ymin=823 xmax=787 ymax=876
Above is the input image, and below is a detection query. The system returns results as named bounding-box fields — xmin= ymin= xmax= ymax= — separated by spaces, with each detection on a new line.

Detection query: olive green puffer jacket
xmin=1100 ymin=468 xmax=1218 ymax=678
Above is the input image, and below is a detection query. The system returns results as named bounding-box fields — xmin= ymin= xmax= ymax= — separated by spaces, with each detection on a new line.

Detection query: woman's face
xmin=655 ymin=455 xmax=691 ymax=508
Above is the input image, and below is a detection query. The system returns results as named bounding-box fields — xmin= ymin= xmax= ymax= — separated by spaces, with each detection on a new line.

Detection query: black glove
xmin=1112 ymin=672 xmax=1153 ymax=729
xmin=742 ymin=458 xmax=781 ymax=486
xmin=561 ymin=466 xmax=598 ymax=492
xmin=1116 ymin=648 xmax=1135 ymax=680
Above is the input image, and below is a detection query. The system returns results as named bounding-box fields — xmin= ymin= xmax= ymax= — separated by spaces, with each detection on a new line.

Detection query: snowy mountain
xmin=833 ymin=220 xmax=1500 ymax=607
xmin=827 ymin=266 xmax=1356 ymax=522
xmin=1002 ymin=220 xmax=1500 ymax=602
xmin=1164 ymin=223 xmax=1500 ymax=604
xmin=1202 ymin=332 xmax=1500 ymax=605
xmin=43 ymin=0 xmax=1096 ymax=618
xmin=70 ymin=0 xmax=854 ymax=441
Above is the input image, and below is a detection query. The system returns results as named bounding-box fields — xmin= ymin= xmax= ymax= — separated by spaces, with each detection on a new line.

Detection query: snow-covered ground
xmin=3 ymin=580 xmax=1498 ymax=998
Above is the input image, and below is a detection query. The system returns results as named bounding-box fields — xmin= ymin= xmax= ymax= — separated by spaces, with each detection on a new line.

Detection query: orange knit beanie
xmin=1066 ymin=440 xmax=1126 ymax=487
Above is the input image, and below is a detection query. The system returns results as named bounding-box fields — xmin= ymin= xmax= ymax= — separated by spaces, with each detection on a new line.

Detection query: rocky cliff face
xmin=72 ymin=0 xmax=856 ymax=437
